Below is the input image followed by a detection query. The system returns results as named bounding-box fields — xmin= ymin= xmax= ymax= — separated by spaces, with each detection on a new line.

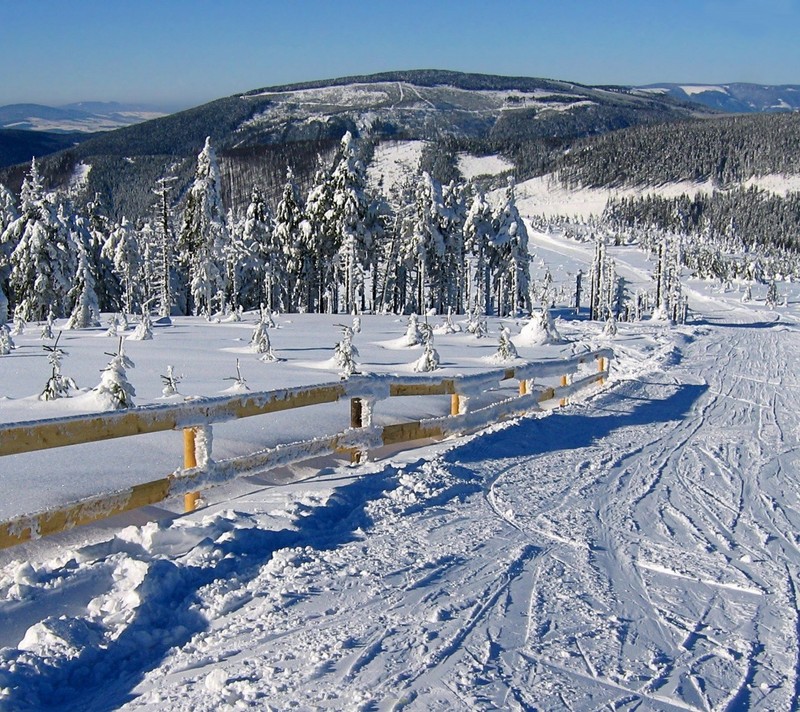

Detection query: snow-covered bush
xmin=223 ymin=359 xmax=249 ymax=391
xmin=40 ymin=309 xmax=55 ymax=340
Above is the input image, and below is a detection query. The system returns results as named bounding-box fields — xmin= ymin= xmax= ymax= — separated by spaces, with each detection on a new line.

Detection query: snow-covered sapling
xmin=466 ymin=307 xmax=487 ymax=338
xmin=11 ymin=306 xmax=25 ymax=336
xmin=161 ymin=365 xmax=181 ymax=397
xmin=439 ymin=307 xmax=460 ymax=334
xmin=352 ymin=315 xmax=361 ymax=334
xmin=94 ymin=338 xmax=136 ymax=409
xmin=129 ymin=305 xmax=153 ymax=341
xmin=0 ymin=324 xmax=15 ymax=356
xmin=494 ymin=325 xmax=518 ymax=361
xmin=765 ymin=280 xmax=779 ymax=309
xmin=105 ymin=314 xmax=120 ymax=337
xmin=603 ymin=312 xmax=618 ymax=337
xmin=224 ymin=359 xmax=250 ymax=391
xmin=40 ymin=308 xmax=55 ymax=340
xmin=403 ymin=313 xmax=422 ymax=346
xmin=40 ymin=332 xmax=78 ymax=400
xmin=334 ymin=324 xmax=359 ymax=379
xmin=413 ymin=322 xmax=440 ymax=373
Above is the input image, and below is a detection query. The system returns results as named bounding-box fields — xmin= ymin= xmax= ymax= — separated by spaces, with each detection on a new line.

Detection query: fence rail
xmin=0 ymin=349 xmax=612 ymax=549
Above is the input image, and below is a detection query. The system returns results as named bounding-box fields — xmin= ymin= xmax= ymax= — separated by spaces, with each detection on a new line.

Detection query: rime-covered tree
xmin=489 ymin=179 xmax=530 ymax=316
xmin=274 ymin=169 xmax=308 ymax=312
xmin=464 ymin=187 xmax=494 ymax=316
xmin=178 ymin=137 xmax=229 ymax=316
xmin=7 ymin=160 xmax=76 ymax=320
xmin=65 ymin=239 xmax=101 ymax=329
xmin=102 ymin=217 xmax=142 ymax=315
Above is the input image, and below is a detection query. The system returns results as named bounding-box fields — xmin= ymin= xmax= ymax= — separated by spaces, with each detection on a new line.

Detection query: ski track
xmin=2 ymin=312 xmax=800 ymax=708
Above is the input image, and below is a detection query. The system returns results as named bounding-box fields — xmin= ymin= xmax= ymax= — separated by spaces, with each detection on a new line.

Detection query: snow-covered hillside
xmin=1 ymin=218 xmax=800 ymax=709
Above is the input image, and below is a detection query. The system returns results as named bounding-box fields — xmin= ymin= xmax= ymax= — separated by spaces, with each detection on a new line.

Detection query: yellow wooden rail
xmin=0 ymin=349 xmax=612 ymax=549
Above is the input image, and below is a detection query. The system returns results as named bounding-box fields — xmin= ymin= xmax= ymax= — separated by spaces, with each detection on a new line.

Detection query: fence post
xmin=183 ymin=428 xmax=200 ymax=512
xmin=598 ymin=356 xmax=606 ymax=385
xmin=451 ymin=394 xmax=468 ymax=415
xmin=559 ymin=375 xmax=569 ymax=407
xmin=350 ymin=397 xmax=364 ymax=464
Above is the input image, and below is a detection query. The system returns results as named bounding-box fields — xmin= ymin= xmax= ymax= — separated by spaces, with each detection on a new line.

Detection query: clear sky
xmin=0 ymin=0 xmax=797 ymax=108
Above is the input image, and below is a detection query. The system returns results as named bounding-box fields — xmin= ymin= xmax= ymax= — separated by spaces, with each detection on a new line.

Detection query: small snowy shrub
xmin=129 ymin=306 xmax=153 ymax=341
xmin=224 ymin=359 xmax=249 ymax=391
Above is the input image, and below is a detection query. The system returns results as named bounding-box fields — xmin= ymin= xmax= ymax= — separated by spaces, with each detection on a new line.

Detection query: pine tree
xmin=65 ymin=240 xmax=101 ymax=329
xmin=102 ymin=218 xmax=142 ymax=315
xmin=178 ymin=138 xmax=229 ymax=316
xmin=40 ymin=332 xmax=78 ymax=400
xmin=94 ymin=339 xmax=136 ymax=409
xmin=274 ymin=168 xmax=307 ymax=312
xmin=7 ymin=162 xmax=76 ymax=321
xmin=489 ymin=179 xmax=531 ymax=317
xmin=413 ymin=322 xmax=440 ymax=372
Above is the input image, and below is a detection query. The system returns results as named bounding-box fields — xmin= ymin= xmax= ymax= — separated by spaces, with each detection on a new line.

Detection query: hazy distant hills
xmin=639 ymin=83 xmax=800 ymax=113
xmin=0 ymin=101 xmax=173 ymax=133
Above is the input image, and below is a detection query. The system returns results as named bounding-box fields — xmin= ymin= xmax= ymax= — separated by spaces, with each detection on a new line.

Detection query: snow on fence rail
xmin=0 ymin=349 xmax=612 ymax=549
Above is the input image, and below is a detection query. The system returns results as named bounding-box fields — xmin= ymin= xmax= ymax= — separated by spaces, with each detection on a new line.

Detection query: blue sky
xmin=0 ymin=0 xmax=797 ymax=108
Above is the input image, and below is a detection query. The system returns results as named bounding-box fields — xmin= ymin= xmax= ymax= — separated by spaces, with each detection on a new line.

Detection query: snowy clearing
xmin=1 ymin=226 xmax=800 ymax=710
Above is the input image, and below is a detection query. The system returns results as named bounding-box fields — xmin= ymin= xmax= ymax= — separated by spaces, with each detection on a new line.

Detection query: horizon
xmin=0 ymin=0 xmax=797 ymax=107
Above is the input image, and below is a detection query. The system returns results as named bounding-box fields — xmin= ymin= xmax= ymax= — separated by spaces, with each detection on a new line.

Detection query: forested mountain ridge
xmin=556 ymin=112 xmax=800 ymax=189
xmin=0 ymin=70 xmax=708 ymax=221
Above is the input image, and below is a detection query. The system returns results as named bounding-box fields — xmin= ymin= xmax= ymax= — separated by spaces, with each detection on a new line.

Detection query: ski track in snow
xmin=3 ymin=260 xmax=800 ymax=708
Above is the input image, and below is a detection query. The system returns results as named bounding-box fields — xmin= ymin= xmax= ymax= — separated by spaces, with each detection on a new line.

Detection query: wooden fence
xmin=0 ymin=349 xmax=612 ymax=549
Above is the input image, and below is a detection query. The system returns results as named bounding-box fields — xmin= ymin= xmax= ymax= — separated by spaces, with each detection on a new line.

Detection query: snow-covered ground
xmin=2 ymin=220 xmax=800 ymax=709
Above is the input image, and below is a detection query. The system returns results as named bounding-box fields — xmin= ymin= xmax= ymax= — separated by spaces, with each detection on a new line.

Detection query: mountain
xmin=639 ymin=82 xmax=800 ymax=113
xmin=0 ymin=128 xmax=92 ymax=170
xmin=0 ymin=101 xmax=174 ymax=133
xmin=0 ymin=70 xmax=710 ymax=220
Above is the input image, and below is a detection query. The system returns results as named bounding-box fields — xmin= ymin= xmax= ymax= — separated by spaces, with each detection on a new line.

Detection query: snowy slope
xmin=2 ymin=220 xmax=800 ymax=709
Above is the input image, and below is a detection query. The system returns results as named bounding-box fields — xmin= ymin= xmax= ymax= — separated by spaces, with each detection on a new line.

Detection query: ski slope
xmin=1 ymin=230 xmax=800 ymax=710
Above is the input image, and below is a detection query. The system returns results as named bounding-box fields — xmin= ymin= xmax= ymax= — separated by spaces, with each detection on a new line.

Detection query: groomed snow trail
xmin=1 ymin=310 xmax=800 ymax=711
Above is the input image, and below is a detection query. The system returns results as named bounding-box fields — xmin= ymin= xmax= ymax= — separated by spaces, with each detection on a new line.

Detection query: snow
xmin=3 ymin=189 xmax=800 ymax=709
xmin=366 ymin=140 xmax=425 ymax=195
xmin=680 ymin=85 xmax=729 ymax=96
xmin=457 ymin=153 xmax=514 ymax=180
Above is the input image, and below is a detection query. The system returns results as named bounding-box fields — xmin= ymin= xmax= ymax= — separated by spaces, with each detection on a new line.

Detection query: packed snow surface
xmin=2 ymin=227 xmax=800 ymax=710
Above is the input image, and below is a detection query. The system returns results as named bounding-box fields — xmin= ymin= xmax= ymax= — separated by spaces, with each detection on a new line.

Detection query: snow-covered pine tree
xmin=7 ymin=160 xmax=76 ymax=320
xmin=94 ymin=338 xmax=136 ymax=409
xmin=160 ymin=365 xmax=181 ymax=397
xmin=464 ymin=188 xmax=495 ymax=317
xmin=403 ymin=312 xmax=423 ymax=346
xmin=333 ymin=324 xmax=359 ymax=378
xmin=489 ymin=178 xmax=531 ymax=317
xmin=102 ymin=217 xmax=142 ymax=316
xmin=178 ymin=138 xmax=229 ymax=316
xmin=413 ymin=322 xmax=440 ymax=372
xmin=494 ymin=324 xmax=519 ymax=361
xmin=329 ymin=132 xmax=375 ymax=314
xmin=0 ymin=324 xmax=14 ymax=355
xmin=65 ymin=238 xmax=101 ymax=329
xmin=237 ymin=185 xmax=274 ymax=311
xmin=0 ymin=183 xmax=20 ymax=323
xmin=129 ymin=303 xmax=154 ymax=340
xmin=40 ymin=332 xmax=78 ymax=400
xmin=152 ymin=175 xmax=178 ymax=318
xmin=274 ymin=168 xmax=308 ymax=312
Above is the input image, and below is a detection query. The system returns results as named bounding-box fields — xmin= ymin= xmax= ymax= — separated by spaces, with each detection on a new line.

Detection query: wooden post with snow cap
xmin=183 ymin=428 xmax=200 ymax=512
xmin=559 ymin=375 xmax=569 ymax=407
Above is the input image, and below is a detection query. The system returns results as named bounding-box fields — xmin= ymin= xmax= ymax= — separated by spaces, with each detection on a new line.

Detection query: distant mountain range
xmin=638 ymin=83 xmax=800 ymax=113
xmin=0 ymin=101 xmax=176 ymax=134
